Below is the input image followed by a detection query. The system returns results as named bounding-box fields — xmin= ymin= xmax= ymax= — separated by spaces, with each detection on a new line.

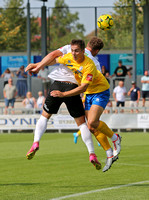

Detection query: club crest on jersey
xmin=86 ymin=74 xmax=93 ymax=81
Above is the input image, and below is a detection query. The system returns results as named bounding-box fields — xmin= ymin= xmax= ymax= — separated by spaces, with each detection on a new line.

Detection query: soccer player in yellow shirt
xmin=26 ymin=38 xmax=121 ymax=172
xmin=50 ymin=39 xmax=121 ymax=172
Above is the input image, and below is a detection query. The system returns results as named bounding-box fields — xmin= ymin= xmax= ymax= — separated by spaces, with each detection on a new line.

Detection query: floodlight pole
xmin=95 ymin=7 xmax=97 ymax=36
xmin=132 ymin=0 xmax=136 ymax=82
xmin=143 ymin=1 xmax=149 ymax=71
xmin=27 ymin=0 xmax=31 ymax=92
xmin=41 ymin=2 xmax=47 ymax=58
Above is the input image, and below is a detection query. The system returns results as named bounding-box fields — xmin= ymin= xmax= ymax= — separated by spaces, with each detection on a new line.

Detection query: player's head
xmin=71 ymin=39 xmax=85 ymax=62
xmin=87 ymin=37 xmax=104 ymax=56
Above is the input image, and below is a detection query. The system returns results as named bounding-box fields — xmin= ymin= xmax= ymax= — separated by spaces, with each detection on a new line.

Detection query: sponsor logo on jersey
xmin=95 ymin=98 xmax=100 ymax=102
xmin=43 ymin=103 xmax=49 ymax=111
xmin=86 ymin=74 xmax=93 ymax=81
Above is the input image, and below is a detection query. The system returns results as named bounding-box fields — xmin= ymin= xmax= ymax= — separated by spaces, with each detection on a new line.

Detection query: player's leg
xmin=26 ymin=81 xmax=63 ymax=160
xmin=26 ymin=110 xmax=52 ymax=160
xmin=75 ymin=116 xmax=101 ymax=170
xmin=94 ymin=131 xmax=118 ymax=172
xmin=65 ymin=90 xmax=101 ymax=170
xmin=85 ymin=90 xmax=121 ymax=159
xmin=87 ymin=105 xmax=121 ymax=157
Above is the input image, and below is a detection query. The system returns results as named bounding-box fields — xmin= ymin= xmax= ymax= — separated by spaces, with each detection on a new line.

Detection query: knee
xmin=87 ymin=120 xmax=99 ymax=133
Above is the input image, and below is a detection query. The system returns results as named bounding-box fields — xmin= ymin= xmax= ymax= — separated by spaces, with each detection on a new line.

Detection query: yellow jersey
xmin=57 ymin=53 xmax=110 ymax=94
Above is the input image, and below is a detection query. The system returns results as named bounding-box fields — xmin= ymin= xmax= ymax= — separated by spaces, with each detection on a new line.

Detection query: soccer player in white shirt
xmin=26 ymin=37 xmax=120 ymax=172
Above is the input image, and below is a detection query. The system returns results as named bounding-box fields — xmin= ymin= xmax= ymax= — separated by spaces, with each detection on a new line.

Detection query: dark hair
xmin=71 ymin=39 xmax=85 ymax=51
xmin=118 ymin=60 xmax=122 ymax=64
xmin=88 ymin=36 xmax=104 ymax=51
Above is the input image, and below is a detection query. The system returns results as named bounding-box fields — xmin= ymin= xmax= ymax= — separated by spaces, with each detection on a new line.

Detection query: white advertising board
xmin=0 ymin=114 xmax=78 ymax=130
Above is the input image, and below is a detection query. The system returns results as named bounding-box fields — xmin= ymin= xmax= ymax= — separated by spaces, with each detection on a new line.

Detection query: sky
xmin=0 ymin=0 xmax=116 ymax=8
xmin=0 ymin=0 xmax=116 ymax=35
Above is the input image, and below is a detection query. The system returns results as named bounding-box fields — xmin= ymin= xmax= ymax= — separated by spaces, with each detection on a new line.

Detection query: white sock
xmin=106 ymin=148 xmax=113 ymax=158
xmin=111 ymin=133 xmax=118 ymax=142
xmin=34 ymin=115 xmax=48 ymax=142
xmin=79 ymin=123 xmax=95 ymax=154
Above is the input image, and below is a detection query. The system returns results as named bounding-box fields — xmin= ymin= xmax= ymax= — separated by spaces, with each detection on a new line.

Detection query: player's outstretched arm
xmin=25 ymin=50 xmax=63 ymax=75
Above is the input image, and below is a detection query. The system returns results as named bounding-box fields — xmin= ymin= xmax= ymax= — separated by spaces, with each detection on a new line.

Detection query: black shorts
xmin=142 ymin=91 xmax=149 ymax=98
xmin=43 ymin=81 xmax=85 ymax=118
xmin=116 ymin=101 xmax=125 ymax=107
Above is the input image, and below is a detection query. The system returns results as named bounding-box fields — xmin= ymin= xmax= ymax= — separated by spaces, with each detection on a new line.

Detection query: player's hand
xmin=25 ymin=63 xmax=40 ymax=76
xmin=50 ymin=90 xmax=64 ymax=98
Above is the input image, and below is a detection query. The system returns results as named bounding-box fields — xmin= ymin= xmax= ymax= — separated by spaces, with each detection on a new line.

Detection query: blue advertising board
xmin=96 ymin=54 xmax=110 ymax=72
xmin=1 ymin=56 xmax=34 ymax=74
xmin=34 ymin=55 xmax=42 ymax=63
xmin=110 ymin=53 xmax=144 ymax=75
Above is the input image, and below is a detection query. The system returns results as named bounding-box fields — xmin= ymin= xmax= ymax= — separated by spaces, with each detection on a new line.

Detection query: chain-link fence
xmin=0 ymin=5 xmax=144 ymax=53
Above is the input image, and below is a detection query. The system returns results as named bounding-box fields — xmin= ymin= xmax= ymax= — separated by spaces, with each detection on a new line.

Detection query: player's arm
xmin=25 ymin=50 xmax=63 ymax=75
xmin=50 ymin=83 xmax=89 ymax=98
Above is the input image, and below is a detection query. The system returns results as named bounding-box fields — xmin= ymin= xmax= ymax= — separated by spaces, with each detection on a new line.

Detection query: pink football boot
xmin=26 ymin=142 xmax=39 ymax=160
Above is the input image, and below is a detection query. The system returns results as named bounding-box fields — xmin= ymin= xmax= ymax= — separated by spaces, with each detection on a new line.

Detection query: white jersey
xmin=84 ymin=48 xmax=101 ymax=72
xmin=48 ymin=45 xmax=101 ymax=84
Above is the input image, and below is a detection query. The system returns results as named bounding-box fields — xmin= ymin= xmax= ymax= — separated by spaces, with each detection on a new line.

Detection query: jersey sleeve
xmin=57 ymin=45 xmax=70 ymax=55
xmin=57 ymin=54 xmax=67 ymax=65
xmin=92 ymin=57 xmax=101 ymax=72
xmin=81 ymin=61 xmax=96 ymax=85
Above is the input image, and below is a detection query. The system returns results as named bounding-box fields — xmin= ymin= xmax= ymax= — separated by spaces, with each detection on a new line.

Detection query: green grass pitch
xmin=0 ymin=132 xmax=149 ymax=200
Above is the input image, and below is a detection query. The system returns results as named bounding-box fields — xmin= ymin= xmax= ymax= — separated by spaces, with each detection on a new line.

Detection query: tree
xmin=0 ymin=0 xmax=26 ymax=51
xmin=97 ymin=0 xmax=144 ymax=50
xmin=48 ymin=0 xmax=85 ymax=50
xmin=0 ymin=0 xmax=40 ymax=52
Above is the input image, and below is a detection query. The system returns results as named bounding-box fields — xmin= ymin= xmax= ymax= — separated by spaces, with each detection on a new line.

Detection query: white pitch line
xmin=50 ymin=180 xmax=149 ymax=200
xmin=117 ymin=163 xmax=149 ymax=167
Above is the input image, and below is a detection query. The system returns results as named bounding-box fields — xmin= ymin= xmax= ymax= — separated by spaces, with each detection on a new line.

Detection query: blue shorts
xmin=5 ymin=98 xmax=15 ymax=107
xmin=85 ymin=89 xmax=110 ymax=110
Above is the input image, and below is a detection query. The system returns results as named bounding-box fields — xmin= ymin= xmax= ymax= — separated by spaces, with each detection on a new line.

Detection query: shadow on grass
xmin=0 ymin=183 xmax=41 ymax=186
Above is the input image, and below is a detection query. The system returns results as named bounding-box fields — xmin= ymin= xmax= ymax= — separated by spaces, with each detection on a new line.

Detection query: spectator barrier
xmin=0 ymin=111 xmax=149 ymax=133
